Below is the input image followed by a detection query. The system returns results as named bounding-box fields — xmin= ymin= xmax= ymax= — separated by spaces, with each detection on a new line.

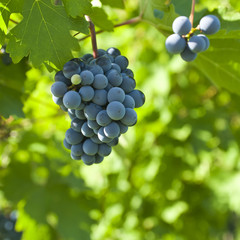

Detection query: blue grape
xmin=120 ymin=108 xmax=137 ymax=126
xmin=111 ymin=63 xmax=121 ymax=73
xmin=123 ymin=95 xmax=135 ymax=108
xmin=71 ymin=153 xmax=82 ymax=160
xmin=165 ymin=34 xmax=186 ymax=54
xmin=119 ymin=76 xmax=136 ymax=93
xmin=107 ymin=47 xmax=121 ymax=57
xmin=128 ymin=90 xmax=145 ymax=108
xmin=107 ymin=137 xmax=119 ymax=146
xmin=93 ymin=74 xmax=108 ymax=89
xmin=98 ymin=144 xmax=112 ymax=157
xmin=107 ymin=87 xmax=125 ymax=103
xmin=55 ymin=71 xmax=71 ymax=86
xmin=82 ymin=53 xmax=93 ymax=62
xmin=83 ymin=139 xmax=99 ymax=155
xmin=79 ymin=86 xmax=94 ymax=101
xmin=71 ymin=118 xmax=85 ymax=132
xmin=68 ymin=109 xmax=76 ymax=120
xmin=97 ymin=127 xmax=112 ymax=143
xmin=115 ymin=55 xmax=129 ymax=70
xmin=92 ymin=89 xmax=108 ymax=106
xmin=75 ymin=109 xmax=86 ymax=120
xmin=65 ymin=128 xmax=84 ymax=145
xmin=87 ymin=120 xmax=101 ymax=130
xmin=180 ymin=46 xmax=197 ymax=62
xmin=96 ymin=110 xmax=112 ymax=126
xmin=95 ymin=154 xmax=104 ymax=164
xmin=63 ymin=61 xmax=81 ymax=79
xmin=80 ymin=70 xmax=94 ymax=85
xmin=63 ymin=91 xmax=81 ymax=109
xmin=87 ymin=64 xmax=104 ymax=75
xmin=71 ymin=143 xmax=83 ymax=156
xmin=96 ymin=55 xmax=112 ymax=72
xmin=91 ymin=134 xmax=102 ymax=144
xmin=75 ymin=102 xmax=85 ymax=110
xmin=104 ymin=122 xmax=120 ymax=138
xmin=51 ymin=82 xmax=68 ymax=97
xmin=188 ymin=35 xmax=206 ymax=53
xmin=70 ymin=58 xmax=85 ymax=69
xmin=97 ymin=49 xmax=107 ymax=56
xmin=63 ymin=138 xmax=71 ymax=150
xmin=106 ymin=69 xmax=123 ymax=86
xmin=123 ymin=69 xmax=134 ymax=78
xmin=106 ymin=101 xmax=126 ymax=120
xmin=82 ymin=154 xmax=95 ymax=165
xmin=199 ymin=15 xmax=220 ymax=35
xmin=172 ymin=16 xmax=192 ymax=35
xmin=198 ymin=34 xmax=210 ymax=51
xmin=118 ymin=122 xmax=128 ymax=134
xmin=60 ymin=105 xmax=68 ymax=112
xmin=52 ymin=96 xmax=63 ymax=106
xmin=81 ymin=122 xmax=94 ymax=137
xmin=84 ymin=103 xmax=102 ymax=120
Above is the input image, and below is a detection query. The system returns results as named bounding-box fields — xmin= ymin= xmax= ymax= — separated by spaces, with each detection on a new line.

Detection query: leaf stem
xmin=189 ymin=0 xmax=196 ymax=26
xmin=76 ymin=16 xmax=141 ymax=41
xmin=85 ymin=15 xmax=98 ymax=58
xmin=9 ymin=18 xmax=19 ymax=24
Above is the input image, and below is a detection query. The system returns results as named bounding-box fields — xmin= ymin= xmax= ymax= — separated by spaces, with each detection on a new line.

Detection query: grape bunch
xmin=50 ymin=48 xmax=145 ymax=165
xmin=165 ymin=15 xmax=220 ymax=62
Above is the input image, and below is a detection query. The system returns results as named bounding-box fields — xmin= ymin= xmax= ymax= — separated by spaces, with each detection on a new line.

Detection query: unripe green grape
xmin=71 ymin=74 xmax=81 ymax=85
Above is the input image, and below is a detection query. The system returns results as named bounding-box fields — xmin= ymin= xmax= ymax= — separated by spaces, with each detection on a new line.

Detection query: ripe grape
xmin=172 ymin=16 xmax=192 ymax=35
xmin=188 ymin=35 xmax=206 ymax=53
xmin=165 ymin=34 xmax=186 ymax=54
xmin=180 ymin=46 xmax=197 ymax=62
xmin=106 ymin=101 xmax=126 ymax=120
xmin=199 ymin=15 xmax=220 ymax=35
xmin=63 ymin=91 xmax=81 ymax=109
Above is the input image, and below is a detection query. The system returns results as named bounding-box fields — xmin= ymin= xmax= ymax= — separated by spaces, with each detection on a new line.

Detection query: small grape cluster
xmin=165 ymin=15 xmax=220 ymax=62
xmin=50 ymin=48 xmax=145 ymax=165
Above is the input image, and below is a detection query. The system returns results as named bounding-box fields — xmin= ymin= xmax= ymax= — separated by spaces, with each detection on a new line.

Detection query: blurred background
xmin=1 ymin=0 xmax=240 ymax=239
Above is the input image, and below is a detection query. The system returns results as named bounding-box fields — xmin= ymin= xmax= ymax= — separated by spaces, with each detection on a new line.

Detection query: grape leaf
xmin=88 ymin=7 xmax=114 ymax=31
xmin=100 ymin=0 xmax=124 ymax=9
xmin=7 ymin=0 xmax=89 ymax=69
xmin=62 ymin=0 xmax=92 ymax=18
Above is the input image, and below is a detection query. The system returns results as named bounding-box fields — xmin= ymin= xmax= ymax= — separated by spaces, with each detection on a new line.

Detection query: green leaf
xmin=140 ymin=0 xmax=178 ymax=36
xmin=7 ymin=0 xmax=89 ymax=69
xmin=100 ymin=0 xmax=124 ymax=9
xmin=62 ymin=0 xmax=92 ymax=18
xmin=88 ymin=7 xmax=114 ymax=31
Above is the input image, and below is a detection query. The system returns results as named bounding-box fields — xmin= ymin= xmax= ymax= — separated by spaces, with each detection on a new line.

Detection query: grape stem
xmin=189 ymin=0 xmax=196 ymax=26
xmin=76 ymin=16 xmax=141 ymax=41
xmin=85 ymin=15 xmax=98 ymax=59
xmin=9 ymin=18 xmax=18 ymax=24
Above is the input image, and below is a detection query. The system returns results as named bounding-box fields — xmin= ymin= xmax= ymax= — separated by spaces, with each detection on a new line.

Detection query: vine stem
xmin=189 ymin=0 xmax=196 ymax=26
xmin=85 ymin=15 xmax=98 ymax=58
xmin=76 ymin=16 xmax=141 ymax=41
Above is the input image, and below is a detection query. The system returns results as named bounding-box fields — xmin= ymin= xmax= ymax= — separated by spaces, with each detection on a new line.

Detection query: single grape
xmin=83 ymin=139 xmax=99 ymax=155
xmin=63 ymin=61 xmax=81 ymax=79
xmin=115 ymin=55 xmax=129 ymax=70
xmin=128 ymin=90 xmax=145 ymax=108
xmin=106 ymin=101 xmax=126 ymax=120
xmin=71 ymin=74 xmax=81 ymax=85
xmin=97 ymin=49 xmax=107 ymax=56
xmin=71 ymin=143 xmax=83 ymax=156
xmin=92 ymin=89 xmax=108 ymax=106
xmin=106 ymin=69 xmax=123 ymax=87
xmin=107 ymin=87 xmax=125 ymax=103
xmin=79 ymin=86 xmax=94 ymax=102
xmin=87 ymin=120 xmax=101 ymax=130
xmin=119 ymin=76 xmax=136 ymax=93
xmin=81 ymin=122 xmax=95 ymax=137
xmin=98 ymin=144 xmax=112 ymax=157
xmin=165 ymin=34 xmax=186 ymax=54
xmin=80 ymin=70 xmax=94 ymax=85
xmin=180 ymin=46 xmax=197 ymax=62
xmin=70 ymin=58 xmax=85 ymax=69
xmin=104 ymin=122 xmax=120 ymax=138
xmin=123 ymin=95 xmax=135 ymax=108
xmin=118 ymin=122 xmax=128 ymax=134
xmin=107 ymin=137 xmax=119 ymax=146
xmin=188 ymin=35 xmax=206 ymax=53
xmin=63 ymin=91 xmax=81 ymax=109
xmin=96 ymin=110 xmax=112 ymax=126
xmin=111 ymin=63 xmax=121 ymax=73
xmin=52 ymin=96 xmax=63 ymax=106
xmin=81 ymin=53 xmax=93 ymax=62
xmin=199 ymin=15 xmax=220 ymax=35
xmin=95 ymin=154 xmax=104 ymax=164
xmin=71 ymin=118 xmax=85 ymax=132
xmin=71 ymin=153 xmax=82 ymax=160
xmin=123 ymin=69 xmax=134 ymax=78
xmin=82 ymin=154 xmax=95 ymax=165
xmin=198 ymin=34 xmax=210 ymax=51
xmin=91 ymin=134 xmax=102 ymax=144
xmin=68 ymin=109 xmax=76 ymax=120
xmin=65 ymin=128 xmax=84 ymax=145
xmin=121 ymin=108 xmax=137 ymax=126
xmin=172 ymin=16 xmax=192 ymax=35
xmin=97 ymin=127 xmax=112 ymax=143
xmin=84 ymin=103 xmax=103 ymax=120
xmin=51 ymin=82 xmax=68 ymax=97
xmin=96 ymin=55 xmax=112 ymax=72
xmin=55 ymin=71 xmax=71 ymax=86
xmin=107 ymin=47 xmax=121 ymax=57
xmin=93 ymin=74 xmax=108 ymax=89
xmin=63 ymin=138 xmax=71 ymax=150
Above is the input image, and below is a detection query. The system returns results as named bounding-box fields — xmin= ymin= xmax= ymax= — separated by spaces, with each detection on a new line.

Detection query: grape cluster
xmin=165 ymin=15 xmax=220 ymax=62
xmin=51 ymin=48 xmax=145 ymax=165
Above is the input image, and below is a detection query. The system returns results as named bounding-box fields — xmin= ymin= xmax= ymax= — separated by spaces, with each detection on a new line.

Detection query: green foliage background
xmin=1 ymin=0 xmax=240 ymax=239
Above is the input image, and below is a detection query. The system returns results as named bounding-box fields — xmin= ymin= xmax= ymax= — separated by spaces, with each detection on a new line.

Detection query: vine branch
xmin=189 ymin=0 xmax=196 ymax=26
xmin=85 ymin=15 xmax=98 ymax=58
